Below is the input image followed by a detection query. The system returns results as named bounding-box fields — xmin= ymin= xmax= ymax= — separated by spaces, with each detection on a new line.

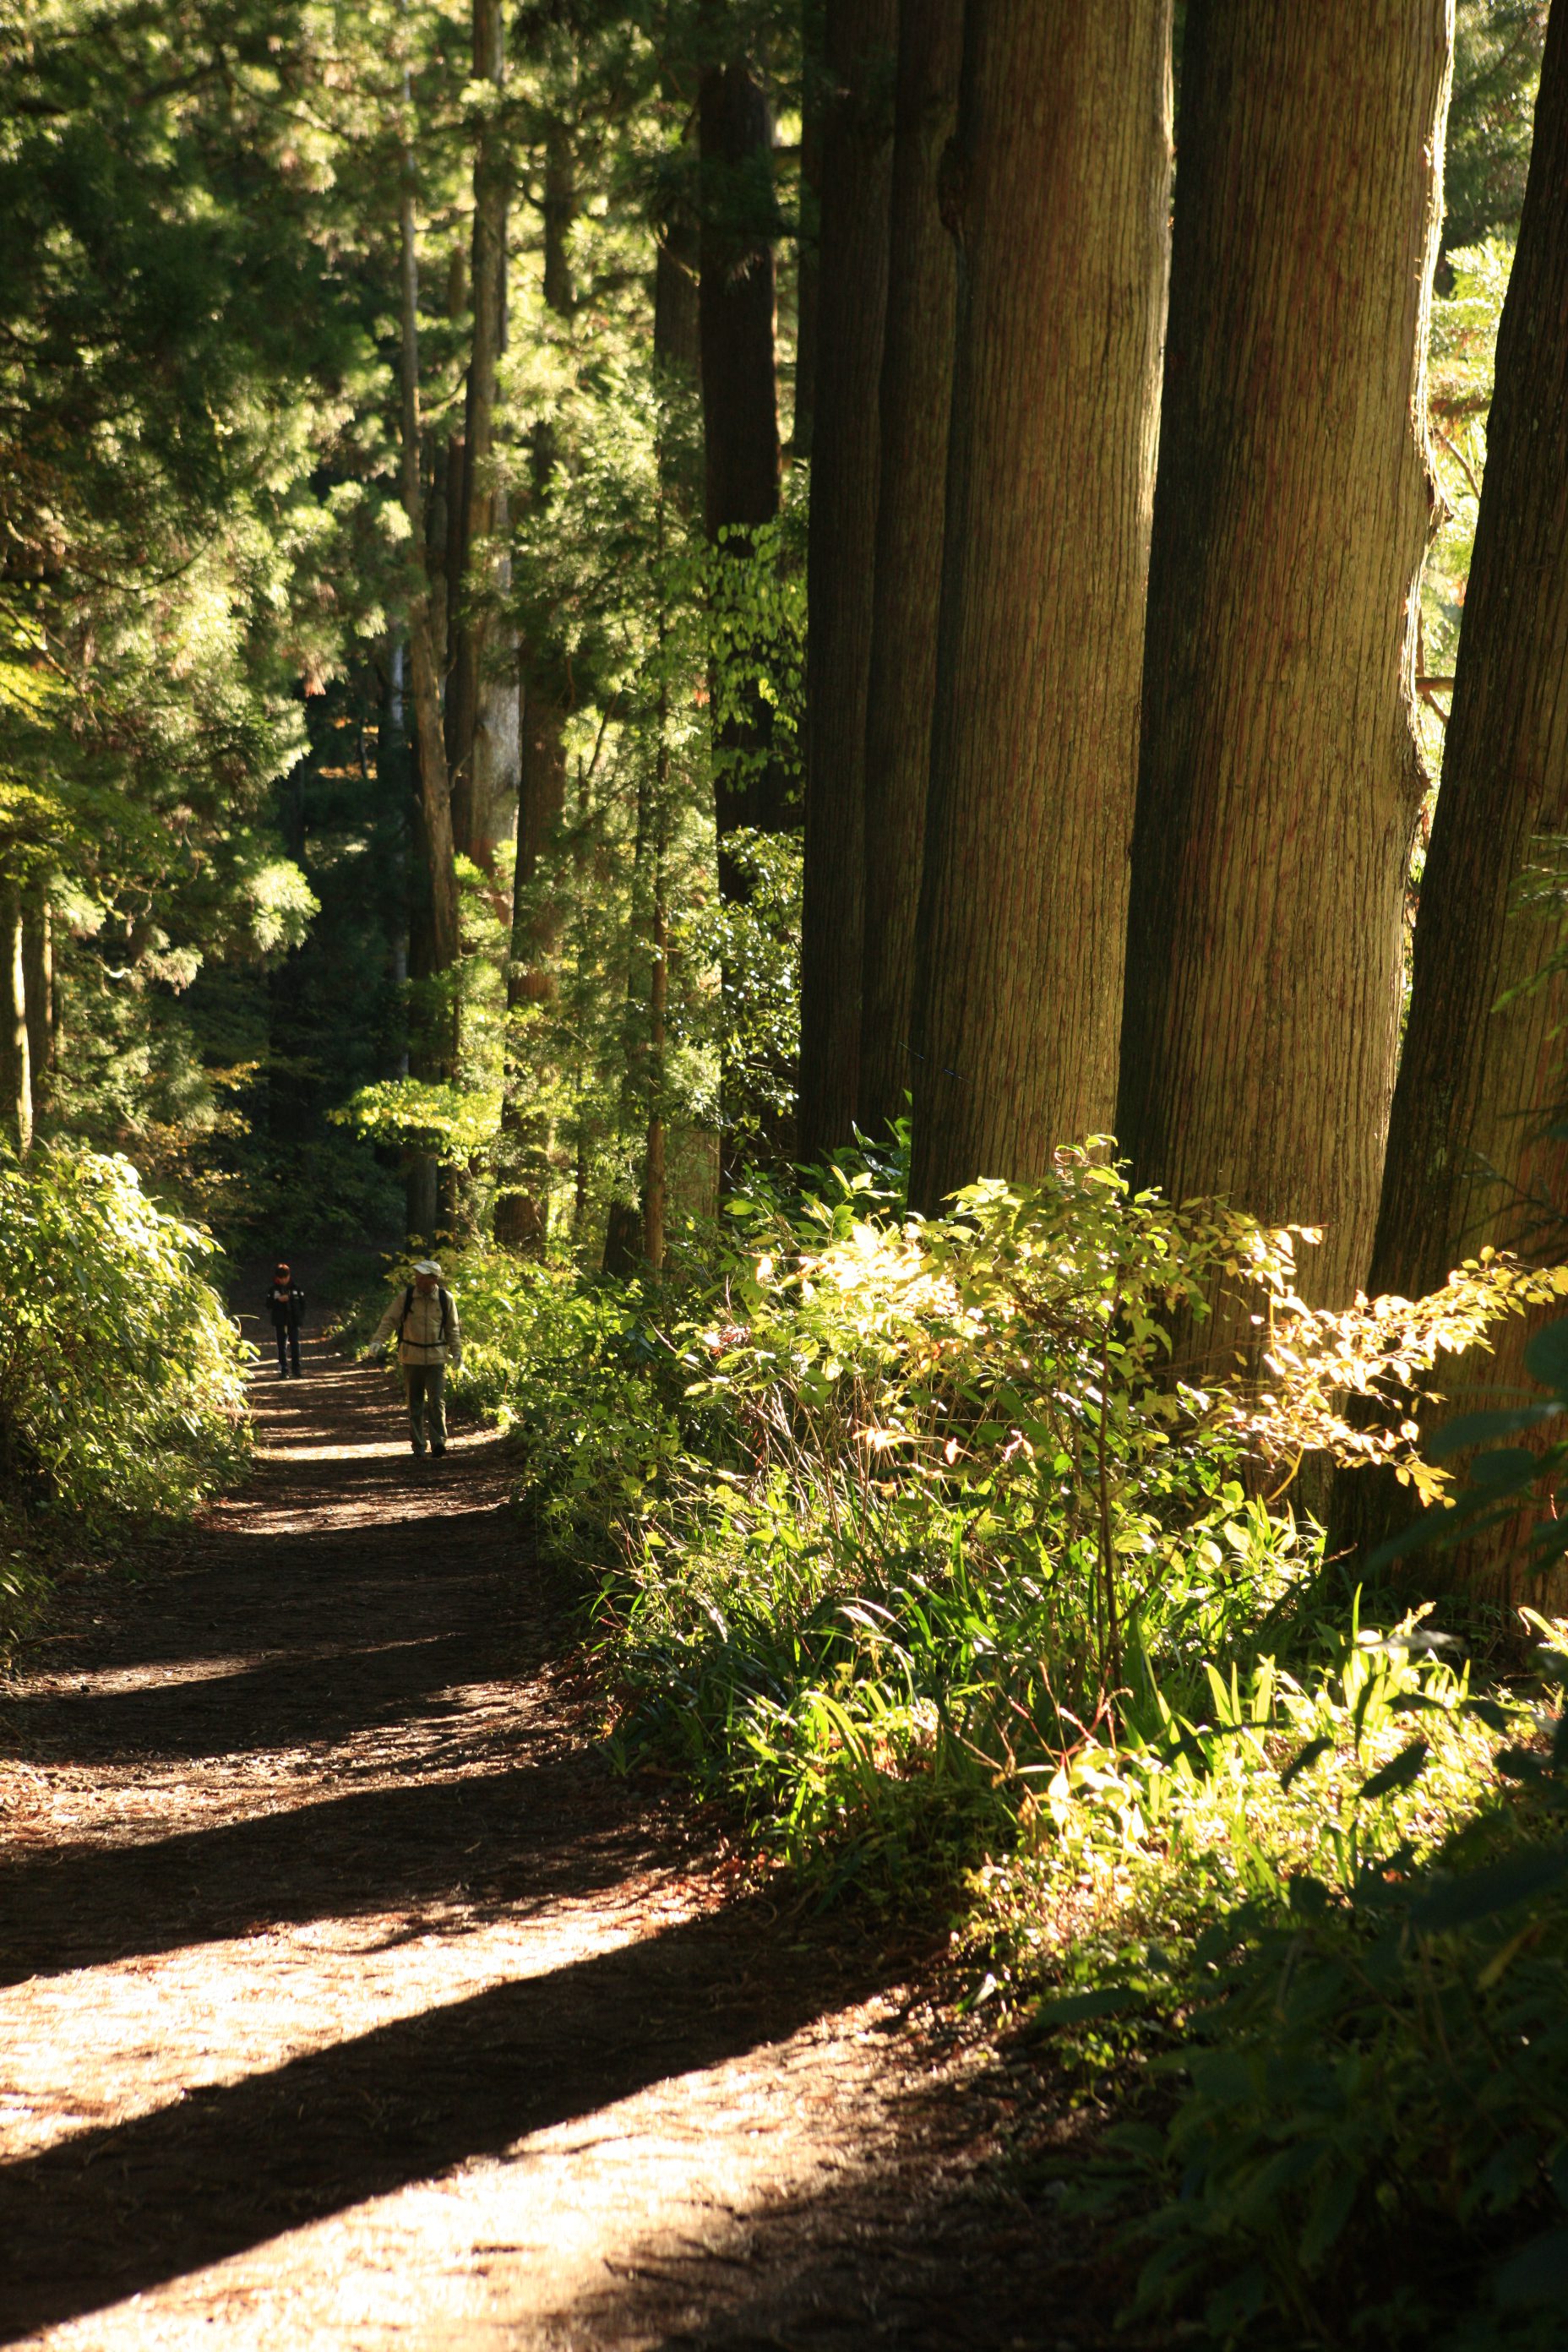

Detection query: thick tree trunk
xmin=857 ymin=0 xmax=962 ymax=1142
xmin=907 ymin=1 xmax=1173 ymax=1217
xmin=448 ymin=0 xmax=509 ymax=870
xmin=699 ymin=50 xmax=784 ymax=868
xmin=1117 ymin=0 xmax=1451 ymax=1333
xmin=1340 ymin=0 xmax=1568 ymax=1596
xmin=0 ymin=879 xmax=32 ymax=1158
xmin=797 ymin=0 xmax=897 ymax=1166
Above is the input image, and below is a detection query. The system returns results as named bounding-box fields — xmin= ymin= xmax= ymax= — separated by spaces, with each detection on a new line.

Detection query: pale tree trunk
xmin=797 ymin=0 xmax=897 ymax=1165
xmin=908 ymin=0 xmax=1173 ymax=1217
xmin=644 ymin=874 xmax=668 ymax=1271
xmin=448 ymin=0 xmax=510 ymax=874
xmin=857 ymin=0 xmax=962 ymax=1141
xmin=0 ymin=879 xmax=32 ymax=1159
xmin=1117 ymin=0 xmax=1452 ymax=1337
xmin=21 ymin=882 xmax=52 ymax=1115
xmin=1342 ymin=0 xmax=1568 ymax=1598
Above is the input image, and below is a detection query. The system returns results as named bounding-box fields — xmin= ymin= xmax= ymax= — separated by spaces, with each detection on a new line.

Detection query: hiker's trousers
xmin=405 ymin=1362 xmax=447 ymax=1451
xmin=274 ymin=1323 xmax=300 ymax=1376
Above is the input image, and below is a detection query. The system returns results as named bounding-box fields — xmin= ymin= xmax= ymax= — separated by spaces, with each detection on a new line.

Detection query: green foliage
xmin=0 ymin=1143 xmax=248 ymax=1640
xmin=1446 ymin=1 xmax=1549 ymax=257
xmin=1054 ymin=1622 xmax=1568 ymax=2349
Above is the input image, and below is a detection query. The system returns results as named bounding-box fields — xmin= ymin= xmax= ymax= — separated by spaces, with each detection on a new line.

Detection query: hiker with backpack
xmin=366 ymin=1259 xmax=463 ymax=1459
xmin=264 ymin=1262 xmax=306 ymax=1378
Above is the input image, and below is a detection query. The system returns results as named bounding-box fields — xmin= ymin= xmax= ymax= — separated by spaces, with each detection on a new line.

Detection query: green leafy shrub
xmin=0 ymin=1143 xmax=248 ymax=1547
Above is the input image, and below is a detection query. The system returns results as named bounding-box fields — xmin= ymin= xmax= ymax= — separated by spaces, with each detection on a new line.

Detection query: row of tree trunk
xmin=791 ymin=0 xmax=1568 ymax=1582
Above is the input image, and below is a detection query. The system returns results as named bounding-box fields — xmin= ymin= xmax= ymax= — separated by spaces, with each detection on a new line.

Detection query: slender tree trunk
xmin=907 ymin=0 xmax=1173 ymax=1217
xmin=494 ymin=118 xmax=578 ymax=1251
xmin=494 ymin=692 xmax=569 ymax=1250
xmin=398 ymin=148 xmax=460 ymax=980
xmin=1117 ymin=0 xmax=1451 ymax=1332
xmin=857 ymin=0 xmax=961 ymax=1141
xmin=21 ymin=882 xmax=52 ymax=1115
xmin=700 ymin=47 xmax=783 ymax=868
xmin=1338 ymin=0 xmax=1568 ymax=1595
xmin=448 ymin=0 xmax=509 ymax=870
xmin=797 ymin=0 xmax=897 ymax=1165
xmin=0 ymin=879 xmax=32 ymax=1159
xmin=644 ymin=874 xmax=668 ymax=1271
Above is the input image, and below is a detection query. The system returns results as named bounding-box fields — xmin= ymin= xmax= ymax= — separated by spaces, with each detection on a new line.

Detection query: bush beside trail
xmin=370 ymin=1149 xmax=1568 ymax=2347
xmin=0 ymin=1144 xmax=248 ymax=1652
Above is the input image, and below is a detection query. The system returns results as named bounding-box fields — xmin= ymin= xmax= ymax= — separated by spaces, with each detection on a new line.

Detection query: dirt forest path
xmin=0 ymin=1318 xmax=1124 ymax=2350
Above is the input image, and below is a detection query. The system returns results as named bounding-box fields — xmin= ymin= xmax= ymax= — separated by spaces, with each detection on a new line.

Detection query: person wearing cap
xmin=367 ymin=1260 xmax=463 ymax=1459
xmin=263 ymin=1263 xmax=307 ymax=1378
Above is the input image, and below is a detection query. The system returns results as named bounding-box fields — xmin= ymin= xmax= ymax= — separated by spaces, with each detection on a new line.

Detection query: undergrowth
xmin=357 ymin=1144 xmax=1568 ymax=2344
xmin=0 ymin=1143 xmax=249 ymax=1652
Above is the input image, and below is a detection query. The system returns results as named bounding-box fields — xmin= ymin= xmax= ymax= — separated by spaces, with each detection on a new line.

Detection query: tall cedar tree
xmin=1117 ymin=0 xmax=1452 ymax=1329
xmin=907 ymin=0 xmax=1173 ymax=1216
xmin=857 ymin=0 xmax=962 ymax=1141
xmin=796 ymin=0 xmax=897 ymax=1163
xmin=447 ymin=0 xmax=515 ymax=881
xmin=494 ymin=117 xmax=577 ymax=1251
xmin=1352 ymin=0 xmax=1568 ymax=1590
xmin=699 ymin=44 xmax=783 ymax=883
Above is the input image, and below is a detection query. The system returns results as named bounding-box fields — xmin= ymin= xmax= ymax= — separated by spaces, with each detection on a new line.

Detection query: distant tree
xmin=1117 ymin=0 xmax=1452 ymax=1329
xmin=857 ymin=0 xmax=961 ymax=1143
xmin=908 ymin=0 xmax=1173 ymax=1216
xmin=1445 ymin=0 xmax=1549 ymax=257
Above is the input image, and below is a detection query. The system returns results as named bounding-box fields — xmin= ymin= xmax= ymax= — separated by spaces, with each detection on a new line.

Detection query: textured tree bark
xmin=857 ymin=0 xmax=961 ymax=1142
xmin=908 ymin=0 xmax=1173 ymax=1217
xmin=448 ymin=0 xmax=509 ymax=871
xmin=1340 ymin=0 xmax=1568 ymax=1595
xmin=699 ymin=46 xmax=784 ymax=871
xmin=0 ymin=879 xmax=32 ymax=1159
xmin=797 ymin=0 xmax=897 ymax=1166
xmin=1117 ymin=0 xmax=1451 ymax=1334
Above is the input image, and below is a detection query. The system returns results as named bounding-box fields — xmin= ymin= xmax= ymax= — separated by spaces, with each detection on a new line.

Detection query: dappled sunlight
xmin=0 ymin=1345 xmax=963 ymax=2350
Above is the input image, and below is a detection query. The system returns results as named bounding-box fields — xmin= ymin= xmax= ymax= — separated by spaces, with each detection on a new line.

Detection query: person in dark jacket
xmin=264 ymin=1262 xmax=306 ymax=1377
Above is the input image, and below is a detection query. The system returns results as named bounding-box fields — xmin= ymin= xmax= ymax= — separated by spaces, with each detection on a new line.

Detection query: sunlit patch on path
xmin=0 ymin=1327 xmax=1097 ymax=2349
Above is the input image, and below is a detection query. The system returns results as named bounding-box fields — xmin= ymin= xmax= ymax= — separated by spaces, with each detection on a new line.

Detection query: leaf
xmin=1357 ymin=1739 xmax=1430 ymax=1804
xmin=1280 ymin=1734 xmax=1334 ymax=1790
xmin=1411 ymin=1839 xmax=1568 ymax=1933
xmin=1027 ymin=1984 xmax=1144 ymax=2032
xmin=1524 ymin=1319 xmax=1568 ymax=1391
xmin=1493 ymin=2229 xmax=1568 ymax=2310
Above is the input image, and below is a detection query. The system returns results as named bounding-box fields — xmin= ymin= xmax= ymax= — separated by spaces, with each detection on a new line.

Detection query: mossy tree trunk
xmin=908 ymin=0 xmax=1173 ymax=1216
xmin=1117 ymin=0 xmax=1452 ymax=1337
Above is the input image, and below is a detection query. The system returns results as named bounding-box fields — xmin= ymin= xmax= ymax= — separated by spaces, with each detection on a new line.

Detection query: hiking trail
xmin=0 ymin=1317 xmax=1126 ymax=2349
